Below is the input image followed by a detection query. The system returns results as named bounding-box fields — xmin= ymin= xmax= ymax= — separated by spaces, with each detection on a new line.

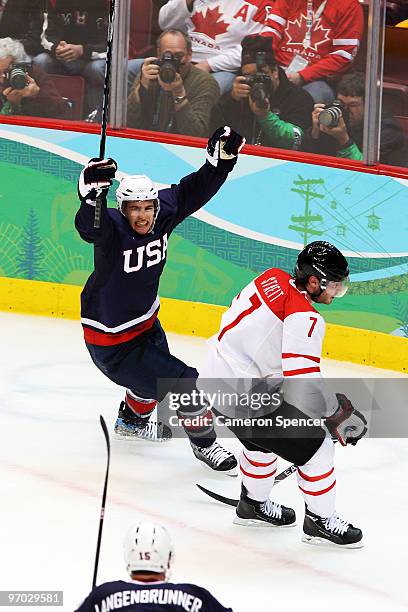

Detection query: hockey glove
xmin=206 ymin=126 xmax=245 ymax=172
xmin=78 ymin=157 xmax=117 ymax=202
xmin=325 ymin=393 xmax=368 ymax=446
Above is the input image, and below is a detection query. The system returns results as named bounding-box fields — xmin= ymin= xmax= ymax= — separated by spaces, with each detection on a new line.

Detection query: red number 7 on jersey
xmin=308 ymin=316 xmax=318 ymax=337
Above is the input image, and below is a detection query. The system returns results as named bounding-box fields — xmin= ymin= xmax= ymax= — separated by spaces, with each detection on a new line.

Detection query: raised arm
xmin=162 ymin=127 xmax=245 ymax=225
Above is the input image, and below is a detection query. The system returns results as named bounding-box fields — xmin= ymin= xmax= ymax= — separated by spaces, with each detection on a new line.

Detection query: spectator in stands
xmin=127 ymin=29 xmax=219 ymax=137
xmin=33 ymin=1 xmax=108 ymax=114
xmin=211 ymin=35 xmax=313 ymax=150
xmin=0 ymin=0 xmax=43 ymax=56
xmin=265 ymin=0 xmax=364 ymax=104
xmin=0 ymin=37 xmax=70 ymax=118
xmin=157 ymin=0 xmax=279 ymax=95
xmin=306 ymin=72 xmax=408 ymax=167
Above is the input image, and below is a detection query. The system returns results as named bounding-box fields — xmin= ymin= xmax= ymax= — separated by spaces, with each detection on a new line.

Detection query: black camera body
xmin=245 ymin=51 xmax=272 ymax=110
xmin=155 ymin=52 xmax=181 ymax=84
xmin=5 ymin=63 xmax=30 ymax=90
xmin=318 ymin=99 xmax=348 ymax=128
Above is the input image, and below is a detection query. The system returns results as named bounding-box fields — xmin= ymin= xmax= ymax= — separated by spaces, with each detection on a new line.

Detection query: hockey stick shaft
xmin=94 ymin=0 xmax=116 ymax=229
xmin=197 ymin=463 xmax=297 ymax=508
xmin=92 ymin=415 xmax=111 ymax=589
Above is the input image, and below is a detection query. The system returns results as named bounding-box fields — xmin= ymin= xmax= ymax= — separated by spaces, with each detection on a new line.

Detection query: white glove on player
xmin=206 ymin=126 xmax=245 ymax=171
xmin=78 ymin=158 xmax=117 ymax=203
xmin=325 ymin=393 xmax=368 ymax=446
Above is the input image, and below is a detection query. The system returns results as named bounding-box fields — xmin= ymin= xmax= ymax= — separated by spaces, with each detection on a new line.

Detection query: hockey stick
xmin=94 ymin=0 xmax=116 ymax=229
xmin=196 ymin=463 xmax=298 ymax=508
xmin=92 ymin=415 xmax=111 ymax=589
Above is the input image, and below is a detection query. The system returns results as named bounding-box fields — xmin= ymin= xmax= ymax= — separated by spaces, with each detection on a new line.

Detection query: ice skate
xmin=302 ymin=506 xmax=363 ymax=548
xmin=233 ymin=485 xmax=296 ymax=527
xmin=191 ymin=441 xmax=238 ymax=476
xmin=114 ymin=402 xmax=172 ymax=442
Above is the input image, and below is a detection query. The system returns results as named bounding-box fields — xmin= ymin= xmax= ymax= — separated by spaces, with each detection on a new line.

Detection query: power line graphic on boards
xmin=288 ymin=175 xmax=324 ymax=245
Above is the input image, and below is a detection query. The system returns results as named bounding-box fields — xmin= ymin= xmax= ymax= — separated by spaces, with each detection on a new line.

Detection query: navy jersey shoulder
xmin=75 ymin=163 xmax=229 ymax=333
xmin=75 ymin=580 xmax=233 ymax=612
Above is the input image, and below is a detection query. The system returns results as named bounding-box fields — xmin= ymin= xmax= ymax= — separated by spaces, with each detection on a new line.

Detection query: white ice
xmin=0 ymin=312 xmax=407 ymax=612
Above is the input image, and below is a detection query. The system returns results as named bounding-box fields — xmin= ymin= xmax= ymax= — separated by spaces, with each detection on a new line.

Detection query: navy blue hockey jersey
xmin=75 ymin=580 xmax=233 ymax=612
xmin=75 ymin=162 xmax=229 ymax=345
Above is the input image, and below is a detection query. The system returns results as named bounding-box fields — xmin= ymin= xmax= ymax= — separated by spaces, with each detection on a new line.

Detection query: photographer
xmin=0 ymin=37 xmax=70 ymax=118
xmin=127 ymin=29 xmax=219 ymax=137
xmin=307 ymin=72 xmax=408 ymax=167
xmin=211 ymin=36 xmax=314 ymax=150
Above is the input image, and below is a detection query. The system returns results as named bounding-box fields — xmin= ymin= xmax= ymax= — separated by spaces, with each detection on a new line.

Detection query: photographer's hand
xmin=231 ymin=76 xmax=250 ymax=102
xmin=311 ymin=103 xmax=325 ymax=139
xmin=140 ymin=57 xmax=160 ymax=90
xmin=320 ymin=116 xmax=350 ymax=148
xmin=3 ymin=76 xmax=39 ymax=105
xmin=158 ymin=71 xmax=185 ymax=95
xmin=249 ymin=94 xmax=270 ymax=118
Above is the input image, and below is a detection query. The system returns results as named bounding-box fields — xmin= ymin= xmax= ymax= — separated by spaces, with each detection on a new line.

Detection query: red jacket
xmin=266 ymin=0 xmax=364 ymax=82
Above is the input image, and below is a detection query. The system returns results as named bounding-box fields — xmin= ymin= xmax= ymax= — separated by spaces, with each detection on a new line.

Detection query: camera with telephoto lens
xmin=318 ymin=99 xmax=347 ymax=128
xmin=5 ymin=63 xmax=30 ymax=90
xmin=155 ymin=52 xmax=181 ymax=84
xmin=245 ymin=51 xmax=272 ymax=110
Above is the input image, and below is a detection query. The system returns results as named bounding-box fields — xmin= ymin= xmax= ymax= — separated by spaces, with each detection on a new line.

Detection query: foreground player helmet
xmin=295 ymin=241 xmax=350 ymax=298
xmin=124 ymin=522 xmax=174 ymax=579
xmin=116 ymin=175 xmax=159 ymax=218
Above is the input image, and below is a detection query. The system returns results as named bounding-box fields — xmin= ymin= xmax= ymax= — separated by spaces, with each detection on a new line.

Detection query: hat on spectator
xmin=241 ymin=35 xmax=276 ymax=68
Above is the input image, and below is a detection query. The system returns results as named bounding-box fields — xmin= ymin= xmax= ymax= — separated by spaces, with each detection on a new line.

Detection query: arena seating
xmin=48 ymin=75 xmax=85 ymax=121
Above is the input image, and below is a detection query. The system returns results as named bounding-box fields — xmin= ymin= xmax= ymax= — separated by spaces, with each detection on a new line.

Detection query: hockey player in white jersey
xmin=199 ymin=241 xmax=367 ymax=547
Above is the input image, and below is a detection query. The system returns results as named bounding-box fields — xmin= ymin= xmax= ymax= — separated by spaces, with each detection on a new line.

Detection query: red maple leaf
xmin=285 ymin=14 xmax=330 ymax=51
xmin=191 ymin=6 xmax=229 ymax=39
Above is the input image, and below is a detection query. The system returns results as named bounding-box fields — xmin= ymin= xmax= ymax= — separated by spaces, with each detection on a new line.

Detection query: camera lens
xmin=319 ymin=106 xmax=342 ymax=128
xmin=9 ymin=66 xmax=27 ymax=90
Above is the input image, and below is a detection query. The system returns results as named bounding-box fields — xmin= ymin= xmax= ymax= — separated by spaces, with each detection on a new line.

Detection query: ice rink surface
xmin=1 ymin=312 xmax=407 ymax=612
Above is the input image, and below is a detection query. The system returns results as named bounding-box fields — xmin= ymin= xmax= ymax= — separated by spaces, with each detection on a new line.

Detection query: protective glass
xmin=324 ymin=276 xmax=350 ymax=298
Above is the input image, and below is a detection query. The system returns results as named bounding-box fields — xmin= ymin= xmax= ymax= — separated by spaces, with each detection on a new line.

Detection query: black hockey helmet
xmin=295 ymin=241 xmax=350 ymax=297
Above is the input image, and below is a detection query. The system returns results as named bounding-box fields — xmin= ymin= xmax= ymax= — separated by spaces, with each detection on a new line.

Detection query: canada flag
xmin=191 ymin=6 xmax=230 ymax=40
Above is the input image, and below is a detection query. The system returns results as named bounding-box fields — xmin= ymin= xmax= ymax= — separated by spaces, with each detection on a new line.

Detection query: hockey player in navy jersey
xmin=199 ymin=241 xmax=368 ymax=546
xmin=75 ymin=127 xmax=244 ymax=474
xmin=76 ymin=521 xmax=233 ymax=612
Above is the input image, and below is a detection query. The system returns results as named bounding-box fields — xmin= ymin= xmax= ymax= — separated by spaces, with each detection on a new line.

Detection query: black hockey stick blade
xmin=196 ymin=463 xmax=298 ymax=508
xmin=92 ymin=415 xmax=111 ymax=590
xmin=196 ymin=484 xmax=238 ymax=507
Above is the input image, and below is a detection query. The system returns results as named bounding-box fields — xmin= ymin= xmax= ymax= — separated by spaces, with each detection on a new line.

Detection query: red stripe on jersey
xmin=126 ymin=393 xmax=157 ymax=415
xmin=218 ymin=294 xmax=262 ymax=342
xmin=240 ymin=466 xmax=277 ymax=479
xmin=283 ymin=367 xmax=321 ymax=377
xmin=243 ymin=452 xmax=277 ymax=468
xmin=282 ymin=353 xmax=321 ymax=364
xmin=297 ymin=467 xmax=335 ymax=482
xmin=83 ymin=312 xmax=158 ymax=346
xmin=298 ymin=480 xmax=336 ymax=497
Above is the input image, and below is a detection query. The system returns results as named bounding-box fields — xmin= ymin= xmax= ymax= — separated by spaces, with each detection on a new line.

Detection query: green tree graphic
xmin=16 ymin=208 xmax=44 ymax=279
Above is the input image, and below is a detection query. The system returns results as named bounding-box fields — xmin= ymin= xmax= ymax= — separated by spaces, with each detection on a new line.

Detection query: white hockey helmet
xmin=123 ymin=522 xmax=174 ymax=579
xmin=116 ymin=175 xmax=159 ymax=215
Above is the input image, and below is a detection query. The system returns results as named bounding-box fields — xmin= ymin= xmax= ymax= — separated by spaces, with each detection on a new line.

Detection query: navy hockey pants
xmin=86 ymin=320 xmax=215 ymax=446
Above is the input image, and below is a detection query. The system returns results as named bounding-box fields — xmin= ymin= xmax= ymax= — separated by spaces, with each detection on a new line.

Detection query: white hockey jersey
xmin=200 ymin=267 xmax=338 ymax=417
xmin=158 ymin=0 xmax=277 ymax=72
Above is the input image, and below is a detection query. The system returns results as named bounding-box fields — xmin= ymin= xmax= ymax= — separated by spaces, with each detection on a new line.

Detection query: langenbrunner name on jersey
xmin=94 ymin=587 xmax=203 ymax=612
xmin=123 ymin=234 xmax=168 ymax=273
